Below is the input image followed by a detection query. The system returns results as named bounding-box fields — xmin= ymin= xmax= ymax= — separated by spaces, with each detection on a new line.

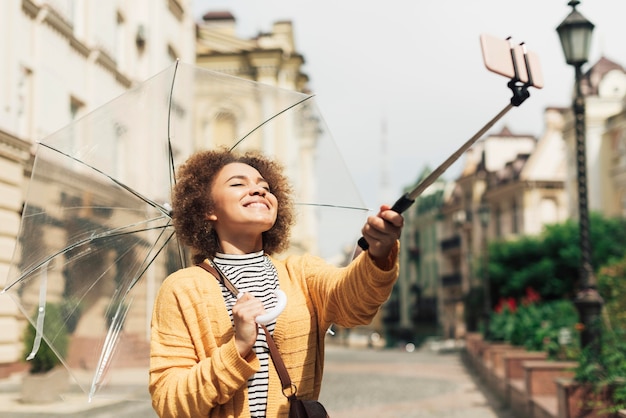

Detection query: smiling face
xmin=208 ymin=162 xmax=278 ymax=251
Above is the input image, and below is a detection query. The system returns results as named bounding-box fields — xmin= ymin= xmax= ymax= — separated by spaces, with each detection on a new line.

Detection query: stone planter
xmin=20 ymin=366 xmax=70 ymax=403
xmin=556 ymin=378 xmax=621 ymax=418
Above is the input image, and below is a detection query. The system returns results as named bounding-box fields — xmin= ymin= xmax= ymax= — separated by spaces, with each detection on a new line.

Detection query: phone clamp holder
xmin=507 ymin=40 xmax=534 ymax=106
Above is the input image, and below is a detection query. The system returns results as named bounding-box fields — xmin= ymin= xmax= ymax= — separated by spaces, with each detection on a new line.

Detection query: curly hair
xmin=171 ymin=148 xmax=295 ymax=263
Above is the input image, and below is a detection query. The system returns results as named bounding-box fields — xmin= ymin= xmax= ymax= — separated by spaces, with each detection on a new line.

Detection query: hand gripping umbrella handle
xmin=198 ymin=261 xmax=287 ymax=324
xmin=253 ymin=289 xmax=287 ymax=325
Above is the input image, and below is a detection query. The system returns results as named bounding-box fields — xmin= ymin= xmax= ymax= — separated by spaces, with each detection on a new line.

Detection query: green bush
xmin=488 ymin=213 xmax=626 ymax=302
xmin=573 ymin=328 xmax=626 ymax=411
xmin=22 ymin=303 xmax=69 ymax=374
xmin=487 ymin=299 xmax=516 ymax=342
xmin=488 ymin=292 xmax=580 ymax=360
xmin=570 ymin=255 xmax=626 ymax=408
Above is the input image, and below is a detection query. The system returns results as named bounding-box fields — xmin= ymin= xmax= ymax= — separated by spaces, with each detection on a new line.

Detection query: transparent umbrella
xmin=2 ymin=61 xmax=368 ymax=401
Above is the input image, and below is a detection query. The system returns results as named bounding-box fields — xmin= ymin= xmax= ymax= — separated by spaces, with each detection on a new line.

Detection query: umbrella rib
xmin=2 ymin=220 xmax=171 ymax=292
xmin=295 ymin=202 xmax=370 ymax=211
xmin=90 ymin=300 xmax=129 ymax=401
xmin=167 ymin=60 xmax=180 ymax=188
xmin=90 ymin=229 xmax=176 ymax=398
xmin=229 ymin=95 xmax=315 ymax=152
xmin=38 ymin=142 xmax=170 ymax=216
xmin=126 ymin=227 xmax=176 ymax=292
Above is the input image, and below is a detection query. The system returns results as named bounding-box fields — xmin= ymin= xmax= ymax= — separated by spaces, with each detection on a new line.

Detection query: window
xmin=115 ymin=11 xmax=127 ymax=70
xmin=208 ymin=111 xmax=236 ymax=148
xmin=540 ymin=197 xmax=558 ymax=226
xmin=511 ymin=199 xmax=519 ymax=234
xmin=495 ymin=206 xmax=501 ymax=237
xmin=17 ymin=66 xmax=34 ymax=139
xmin=167 ymin=45 xmax=178 ymax=63
xmin=69 ymin=97 xmax=85 ymax=150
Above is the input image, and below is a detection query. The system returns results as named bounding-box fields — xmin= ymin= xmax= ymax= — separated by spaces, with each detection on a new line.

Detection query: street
xmin=0 ymin=344 xmax=515 ymax=417
xmin=319 ymin=344 xmax=514 ymax=418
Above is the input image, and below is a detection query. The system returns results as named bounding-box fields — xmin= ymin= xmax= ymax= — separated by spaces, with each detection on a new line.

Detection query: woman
xmin=149 ymin=148 xmax=403 ymax=418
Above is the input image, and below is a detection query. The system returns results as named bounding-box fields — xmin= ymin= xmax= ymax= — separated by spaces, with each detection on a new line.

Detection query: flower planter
xmin=556 ymin=378 xmax=620 ymax=418
xmin=503 ymin=351 xmax=549 ymax=409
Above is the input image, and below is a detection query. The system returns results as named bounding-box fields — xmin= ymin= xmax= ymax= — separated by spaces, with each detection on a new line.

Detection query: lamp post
xmin=478 ymin=202 xmax=491 ymax=339
xmin=556 ymin=0 xmax=603 ymax=360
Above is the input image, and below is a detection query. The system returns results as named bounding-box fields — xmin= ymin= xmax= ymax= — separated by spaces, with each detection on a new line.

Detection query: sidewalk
xmin=0 ymin=368 xmax=157 ymax=417
xmin=0 ymin=340 xmax=497 ymax=418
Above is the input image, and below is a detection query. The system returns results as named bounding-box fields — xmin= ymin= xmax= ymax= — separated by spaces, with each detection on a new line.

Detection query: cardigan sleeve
xmin=149 ymin=270 xmax=260 ymax=418
xmin=292 ymin=241 xmax=400 ymax=330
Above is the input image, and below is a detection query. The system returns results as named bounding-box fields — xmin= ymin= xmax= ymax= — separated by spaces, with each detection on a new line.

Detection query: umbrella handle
xmin=255 ymin=289 xmax=287 ymax=325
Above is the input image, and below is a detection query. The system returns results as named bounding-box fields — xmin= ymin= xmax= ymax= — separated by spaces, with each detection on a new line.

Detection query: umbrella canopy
xmin=3 ymin=61 xmax=368 ymax=400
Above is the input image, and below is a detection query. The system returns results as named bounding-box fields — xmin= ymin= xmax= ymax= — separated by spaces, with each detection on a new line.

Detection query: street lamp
xmin=478 ymin=202 xmax=491 ymax=339
xmin=556 ymin=0 xmax=603 ymax=359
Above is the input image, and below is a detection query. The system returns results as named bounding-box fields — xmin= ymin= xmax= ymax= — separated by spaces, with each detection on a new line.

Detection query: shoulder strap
xmin=196 ymin=261 xmax=296 ymax=396
xmin=197 ymin=260 xmax=239 ymax=296
xmin=260 ymin=323 xmax=295 ymax=396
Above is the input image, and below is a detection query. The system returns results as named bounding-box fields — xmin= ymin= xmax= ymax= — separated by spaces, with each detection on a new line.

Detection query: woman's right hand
xmin=231 ymin=293 xmax=265 ymax=357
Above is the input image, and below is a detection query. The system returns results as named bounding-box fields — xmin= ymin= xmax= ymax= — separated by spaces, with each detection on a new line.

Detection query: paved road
xmin=0 ymin=344 xmax=514 ymax=417
xmin=319 ymin=345 xmax=515 ymax=418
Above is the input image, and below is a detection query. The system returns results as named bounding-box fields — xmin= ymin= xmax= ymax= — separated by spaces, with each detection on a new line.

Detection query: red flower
xmin=506 ymin=297 xmax=517 ymax=313
xmin=494 ymin=297 xmax=517 ymax=313
xmin=525 ymin=287 xmax=541 ymax=304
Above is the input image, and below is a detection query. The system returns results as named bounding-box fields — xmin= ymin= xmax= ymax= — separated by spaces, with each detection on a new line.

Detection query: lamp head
xmin=556 ymin=0 xmax=595 ymax=67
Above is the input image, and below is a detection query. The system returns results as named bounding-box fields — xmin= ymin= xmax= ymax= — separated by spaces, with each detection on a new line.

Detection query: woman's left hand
xmin=361 ymin=204 xmax=403 ymax=267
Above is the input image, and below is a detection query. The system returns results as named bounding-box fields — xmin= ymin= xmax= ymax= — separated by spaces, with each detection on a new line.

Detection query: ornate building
xmin=0 ymin=0 xmax=195 ymax=377
xmin=395 ymin=169 xmax=447 ymax=344
xmin=398 ymin=111 xmax=569 ymax=341
xmin=393 ymin=55 xmax=626 ymax=344
xmin=194 ymin=11 xmax=322 ymax=259
xmin=567 ymin=57 xmax=626 ymax=217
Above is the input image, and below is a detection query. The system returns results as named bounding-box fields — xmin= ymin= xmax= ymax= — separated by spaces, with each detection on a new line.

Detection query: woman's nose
xmin=251 ymin=185 xmax=266 ymax=196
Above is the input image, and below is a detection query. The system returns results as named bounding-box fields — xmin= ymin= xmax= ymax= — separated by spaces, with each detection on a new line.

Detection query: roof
xmin=582 ymin=56 xmax=626 ymax=96
xmin=202 ymin=11 xmax=235 ymax=21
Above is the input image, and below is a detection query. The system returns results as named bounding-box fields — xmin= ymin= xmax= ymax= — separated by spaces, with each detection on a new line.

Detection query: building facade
xmin=395 ymin=169 xmax=446 ymax=344
xmin=392 ymin=56 xmax=626 ymax=343
xmin=194 ymin=12 xmax=322 ymax=259
xmin=566 ymin=57 xmax=626 ymax=217
xmin=396 ymin=114 xmax=569 ymax=341
xmin=0 ymin=0 xmax=196 ymax=377
xmin=0 ymin=3 xmax=323 ymax=380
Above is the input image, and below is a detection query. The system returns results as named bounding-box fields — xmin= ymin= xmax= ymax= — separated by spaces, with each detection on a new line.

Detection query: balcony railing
xmin=441 ymin=273 xmax=462 ymax=287
xmin=440 ymin=235 xmax=461 ymax=252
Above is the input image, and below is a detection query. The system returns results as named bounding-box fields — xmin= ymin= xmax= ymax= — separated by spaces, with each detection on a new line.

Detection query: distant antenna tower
xmin=379 ymin=115 xmax=393 ymax=204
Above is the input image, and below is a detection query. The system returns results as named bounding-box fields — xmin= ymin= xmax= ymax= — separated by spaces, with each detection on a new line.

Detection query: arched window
xmin=540 ymin=197 xmax=558 ymax=227
xmin=212 ymin=111 xmax=236 ymax=147
xmin=511 ymin=199 xmax=519 ymax=234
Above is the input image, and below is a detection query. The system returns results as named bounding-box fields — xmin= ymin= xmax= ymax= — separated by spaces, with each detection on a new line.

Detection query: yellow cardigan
xmin=149 ymin=245 xmax=399 ymax=418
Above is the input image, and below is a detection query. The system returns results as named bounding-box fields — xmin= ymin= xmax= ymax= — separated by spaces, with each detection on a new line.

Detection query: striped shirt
xmin=213 ymin=251 xmax=279 ymax=418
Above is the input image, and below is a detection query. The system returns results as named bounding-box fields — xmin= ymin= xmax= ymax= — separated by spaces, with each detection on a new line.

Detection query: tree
xmin=22 ymin=303 xmax=69 ymax=374
xmin=488 ymin=212 xmax=626 ymax=304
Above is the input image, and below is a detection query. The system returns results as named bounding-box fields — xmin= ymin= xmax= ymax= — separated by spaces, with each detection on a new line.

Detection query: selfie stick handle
xmin=357 ymin=102 xmax=514 ymax=251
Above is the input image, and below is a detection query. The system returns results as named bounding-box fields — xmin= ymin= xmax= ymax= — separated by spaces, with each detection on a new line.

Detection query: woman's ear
xmin=207 ymin=214 xmax=218 ymax=221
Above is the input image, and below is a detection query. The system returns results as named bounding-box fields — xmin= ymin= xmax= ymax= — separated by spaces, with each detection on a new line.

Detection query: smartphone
xmin=480 ymin=33 xmax=544 ymax=89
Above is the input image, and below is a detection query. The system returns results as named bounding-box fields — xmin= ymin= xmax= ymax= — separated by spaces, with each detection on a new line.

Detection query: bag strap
xmin=197 ymin=261 xmax=297 ymax=397
xmin=198 ymin=260 xmax=239 ymax=296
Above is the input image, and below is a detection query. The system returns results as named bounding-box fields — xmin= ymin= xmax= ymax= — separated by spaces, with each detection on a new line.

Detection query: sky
xmin=192 ymin=0 xmax=626 ymax=210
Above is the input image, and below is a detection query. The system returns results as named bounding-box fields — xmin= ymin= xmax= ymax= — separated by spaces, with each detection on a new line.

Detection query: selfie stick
xmin=357 ymin=37 xmax=537 ymax=251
